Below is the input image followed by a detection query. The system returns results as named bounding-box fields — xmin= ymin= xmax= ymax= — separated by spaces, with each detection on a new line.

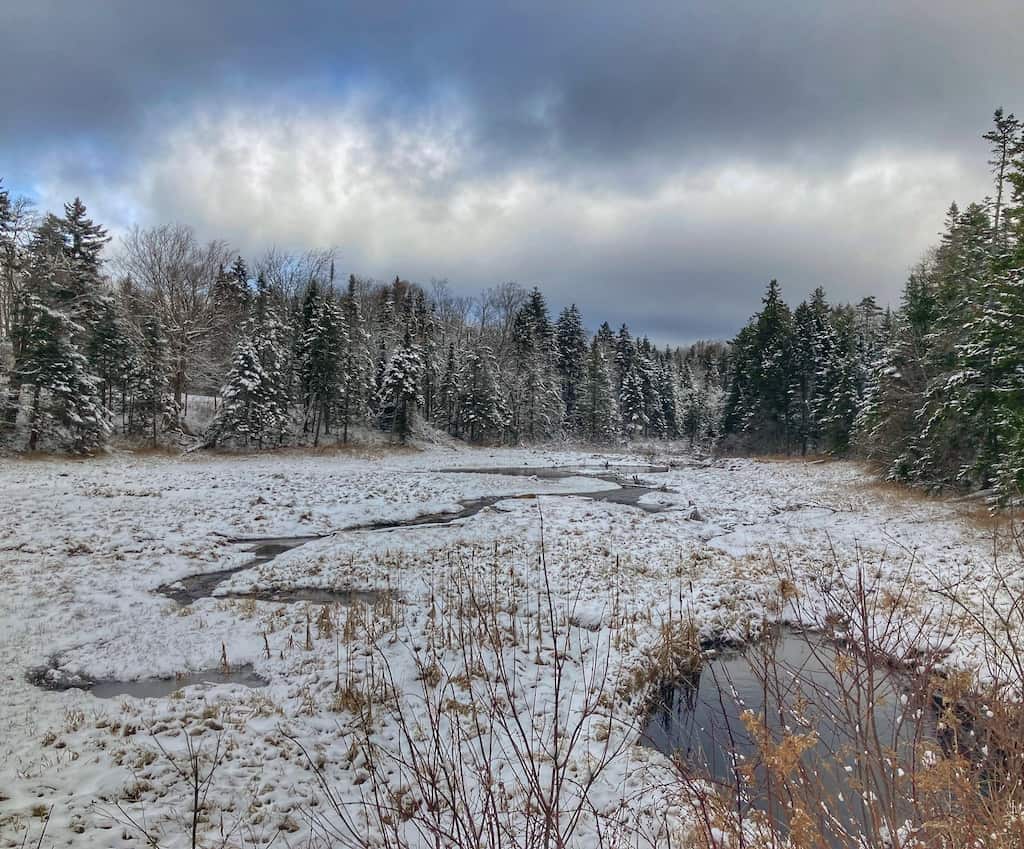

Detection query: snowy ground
xmin=0 ymin=444 xmax=1013 ymax=847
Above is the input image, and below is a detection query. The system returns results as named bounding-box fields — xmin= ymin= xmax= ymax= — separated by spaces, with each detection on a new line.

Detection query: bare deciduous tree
xmin=116 ymin=224 xmax=232 ymax=406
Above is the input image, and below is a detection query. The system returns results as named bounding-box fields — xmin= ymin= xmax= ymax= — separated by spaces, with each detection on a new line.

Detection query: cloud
xmin=29 ymin=104 xmax=977 ymax=343
xmin=3 ymin=1 xmax=1021 ymax=340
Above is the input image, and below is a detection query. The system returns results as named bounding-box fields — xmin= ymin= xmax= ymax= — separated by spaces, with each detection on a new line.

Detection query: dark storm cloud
xmin=2 ymin=1 xmax=1022 ymax=341
xmin=5 ymin=2 xmax=1021 ymax=169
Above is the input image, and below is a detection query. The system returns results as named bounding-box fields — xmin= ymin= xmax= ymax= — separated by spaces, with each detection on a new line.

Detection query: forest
xmin=2 ymin=108 xmax=1024 ymax=499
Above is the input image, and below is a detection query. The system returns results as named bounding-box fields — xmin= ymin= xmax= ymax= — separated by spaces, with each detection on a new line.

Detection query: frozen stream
xmin=156 ymin=463 xmax=672 ymax=604
xmin=30 ymin=464 xmax=672 ymax=696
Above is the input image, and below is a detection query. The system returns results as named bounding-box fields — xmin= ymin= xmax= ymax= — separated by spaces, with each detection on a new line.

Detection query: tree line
xmin=4 ymin=106 xmax=1023 ymax=501
xmin=723 ymin=107 xmax=1024 ymax=500
xmin=0 ymin=199 xmax=725 ymax=453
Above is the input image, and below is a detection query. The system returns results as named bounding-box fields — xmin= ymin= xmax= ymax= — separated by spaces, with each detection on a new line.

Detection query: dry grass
xmin=853 ymin=468 xmax=1023 ymax=536
xmin=678 ymin=554 xmax=1024 ymax=849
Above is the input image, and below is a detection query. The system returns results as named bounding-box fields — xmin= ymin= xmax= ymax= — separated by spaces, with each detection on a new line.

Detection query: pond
xmin=642 ymin=627 xmax=939 ymax=842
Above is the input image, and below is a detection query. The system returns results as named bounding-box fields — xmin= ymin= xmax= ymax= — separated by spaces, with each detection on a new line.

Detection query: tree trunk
xmin=2 ymin=380 xmax=21 ymax=431
xmin=27 ymin=385 xmax=41 ymax=451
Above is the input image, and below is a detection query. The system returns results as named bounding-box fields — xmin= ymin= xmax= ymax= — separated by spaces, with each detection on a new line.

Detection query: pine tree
xmin=636 ymin=342 xmax=665 ymax=437
xmin=207 ymin=295 xmax=290 ymax=449
xmin=12 ymin=290 xmax=109 ymax=452
xmin=210 ymin=257 xmax=251 ymax=369
xmin=437 ymin=341 xmax=460 ymax=435
xmin=297 ymin=280 xmax=323 ymax=429
xmin=983 ymin=108 xmax=1022 ymax=254
xmin=613 ymin=324 xmax=634 ymax=397
xmin=855 ymin=264 xmax=938 ymax=478
xmin=131 ymin=314 xmax=171 ymax=446
xmin=208 ymin=337 xmax=269 ymax=447
xmin=814 ymin=310 xmax=862 ymax=454
xmin=722 ymin=280 xmax=796 ymax=451
xmin=458 ymin=344 xmax=508 ymax=443
xmin=379 ymin=330 xmax=423 ymax=442
xmin=59 ymin=197 xmax=109 ymax=327
xmin=790 ymin=299 xmax=821 ymax=454
xmin=86 ymin=296 xmax=134 ymax=413
xmin=656 ymin=353 xmax=679 ymax=439
xmin=555 ymin=304 xmax=587 ymax=433
xmin=338 ymin=275 xmax=371 ymax=443
xmin=301 ymin=293 xmax=344 ymax=445
xmin=509 ymin=289 xmax=563 ymax=441
xmin=619 ymin=360 xmax=648 ymax=438
xmin=912 ymin=204 xmax=994 ymax=484
xmin=577 ymin=337 xmax=615 ymax=442
xmin=372 ymin=336 xmax=388 ymax=423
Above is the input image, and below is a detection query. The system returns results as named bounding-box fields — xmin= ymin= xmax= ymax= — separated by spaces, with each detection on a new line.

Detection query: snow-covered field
xmin=0 ymin=445 xmax=1011 ymax=847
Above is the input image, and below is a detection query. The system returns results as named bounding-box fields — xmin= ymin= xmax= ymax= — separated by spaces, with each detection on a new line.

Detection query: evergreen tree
xmin=613 ymin=324 xmax=634 ymax=397
xmin=983 ymin=108 xmax=1022 ymax=254
xmin=207 ymin=295 xmax=290 ymax=448
xmin=372 ymin=336 xmax=387 ymax=423
xmin=509 ymin=289 xmax=563 ymax=441
xmin=458 ymin=344 xmax=508 ymax=443
xmin=555 ymin=304 xmax=587 ymax=432
xmin=578 ymin=337 xmax=616 ymax=442
xmin=131 ymin=314 xmax=171 ymax=446
xmin=379 ymin=330 xmax=423 ymax=442
xmin=338 ymin=275 xmax=371 ymax=443
xmin=790 ymin=299 xmax=821 ymax=454
xmin=911 ymin=204 xmax=994 ymax=484
xmin=619 ymin=360 xmax=648 ymax=438
xmin=855 ymin=265 xmax=938 ymax=477
xmin=656 ymin=353 xmax=679 ymax=439
xmin=210 ymin=257 xmax=251 ymax=369
xmin=437 ymin=341 xmax=460 ymax=435
xmin=297 ymin=280 xmax=322 ymax=429
xmin=814 ymin=310 xmax=862 ymax=454
xmin=301 ymin=293 xmax=344 ymax=445
xmin=58 ymin=197 xmax=109 ymax=332
xmin=12 ymin=290 xmax=109 ymax=452
xmin=636 ymin=341 xmax=665 ymax=437
xmin=722 ymin=280 xmax=796 ymax=451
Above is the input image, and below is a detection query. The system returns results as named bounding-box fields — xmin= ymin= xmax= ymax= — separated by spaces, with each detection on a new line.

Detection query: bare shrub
xmin=679 ymin=549 xmax=1024 ymax=849
xmin=290 ymin=517 xmax=682 ymax=848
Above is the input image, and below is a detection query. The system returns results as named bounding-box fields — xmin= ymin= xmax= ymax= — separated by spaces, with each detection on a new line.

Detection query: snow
xmin=0 ymin=445 xmax=1013 ymax=846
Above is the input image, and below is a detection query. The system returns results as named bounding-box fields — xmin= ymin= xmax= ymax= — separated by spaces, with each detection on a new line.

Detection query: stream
xmin=156 ymin=463 xmax=672 ymax=604
xmin=32 ymin=464 xmax=672 ymax=697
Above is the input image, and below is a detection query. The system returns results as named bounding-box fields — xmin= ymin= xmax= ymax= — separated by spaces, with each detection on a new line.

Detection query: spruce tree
xmin=12 ymin=290 xmax=109 ymax=452
xmin=555 ymin=304 xmax=587 ymax=433
xmin=814 ymin=311 xmax=862 ymax=454
xmin=577 ymin=336 xmax=615 ymax=442
xmin=210 ymin=257 xmax=251 ymax=370
xmin=458 ymin=344 xmax=508 ymax=443
xmin=131 ymin=314 xmax=171 ymax=446
xmin=301 ymin=293 xmax=344 ymax=445
xmin=86 ymin=296 xmax=134 ymax=412
xmin=983 ymin=108 xmax=1022 ymax=254
xmin=437 ymin=341 xmax=460 ymax=435
xmin=509 ymin=290 xmax=563 ymax=441
xmin=790 ymin=300 xmax=820 ymax=454
xmin=207 ymin=293 xmax=290 ymax=449
xmin=619 ymin=360 xmax=648 ymax=438
xmin=723 ymin=280 xmax=796 ymax=451
xmin=379 ymin=330 xmax=423 ymax=442
xmin=338 ymin=275 xmax=371 ymax=443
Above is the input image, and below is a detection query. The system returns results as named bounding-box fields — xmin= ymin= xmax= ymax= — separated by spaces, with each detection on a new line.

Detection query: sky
xmin=3 ymin=1 xmax=1023 ymax=343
